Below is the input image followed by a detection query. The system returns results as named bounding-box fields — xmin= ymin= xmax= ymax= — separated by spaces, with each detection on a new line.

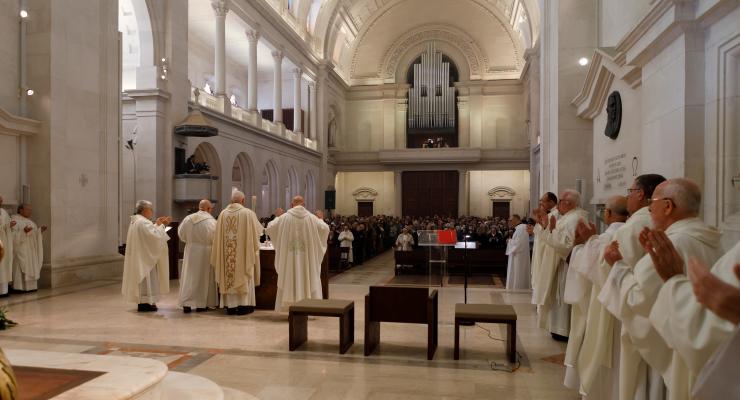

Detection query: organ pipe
xmin=408 ymin=42 xmax=455 ymax=129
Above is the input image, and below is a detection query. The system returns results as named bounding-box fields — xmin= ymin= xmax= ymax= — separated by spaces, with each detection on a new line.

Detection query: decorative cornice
xmin=571 ymin=49 xmax=616 ymax=120
xmin=351 ymin=187 xmax=379 ymax=201
xmin=488 ymin=186 xmax=516 ymax=199
xmin=0 ymin=106 xmax=42 ymax=137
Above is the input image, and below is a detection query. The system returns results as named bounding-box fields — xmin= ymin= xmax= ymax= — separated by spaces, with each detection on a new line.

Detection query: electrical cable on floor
xmin=475 ymin=323 xmax=522 ymax=373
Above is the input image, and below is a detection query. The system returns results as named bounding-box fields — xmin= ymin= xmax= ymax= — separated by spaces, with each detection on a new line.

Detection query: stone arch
xmin=119 ymin=0 xmax=155 ymax=90
xmin=285 ymin=166 xmax=300 ymax=208
xmin=231 ymin=152 xmax=254 ymax=202
xmin=304 ymin=170 xmax=316 ymax=210
xmin=260 ymin=160 xmax=279 ymax=217
xmin=192 ymin=142 xmax=222 ymax=207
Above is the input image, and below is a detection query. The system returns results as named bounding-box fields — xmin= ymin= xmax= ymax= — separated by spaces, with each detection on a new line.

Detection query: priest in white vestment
xmin=395 ymin=227 xmax=414 ymax=251
xmin=211 ymin=191 xmax=262 ymax=315
xmin=338 ymin=224 xmax=354 ymax=264
xmin=535 ymin=189 xmax=588 ymax=339
xmin=592 ymin=174 xmax=664 ymax=400
xmin=506 ymin=214 xmax=531 ymax=290
xmin=0 ymin=196 xmax=16 ymax=296
xmin=531 ymin=193 xmax=559 ymax=305
xmin=121 ymin=200 xmax=171 ymax=312
xmin=266 ymin=195 xmax=330 ymax=311
xmin=178 ymin=200 xmax=218 ymax=313
xmin=643 ymin=233 xmax=740 ymax=399
xmin=563 ymin=195 xmax=628 ymax=396
xmin=601 ymin=178 xmax=723 ymax=400
xmin=11 ymin=204 xmax=46 ymax=292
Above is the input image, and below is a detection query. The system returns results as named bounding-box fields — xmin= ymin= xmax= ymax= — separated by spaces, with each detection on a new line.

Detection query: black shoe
xmin=183 ymin=306 xmax=192 ymax=313
xmin=0 ymin=293 xmax=9 ymax=298
xmin=195 ymin=308 xmax=207 ymax=312
xmin=226 ymin=307 xmax=237 ymax=315
xmin=551 ymin=333 xmax=569 ymax=342
xmin=150 ymin=304 xmax=158 ymax=311
xmin=137 ymin=303 xmax=154 ymax=312
xmin=236 ymin=306 xmax=249 ymax=315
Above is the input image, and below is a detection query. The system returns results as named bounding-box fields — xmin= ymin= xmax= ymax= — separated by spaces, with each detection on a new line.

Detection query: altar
xmin=255 ymin=245 xmax=329 ymax=309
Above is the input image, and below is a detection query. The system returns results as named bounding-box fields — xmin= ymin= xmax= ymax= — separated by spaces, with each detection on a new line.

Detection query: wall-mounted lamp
xmin=160 ymin=57 xmax=168 ymax=80
xmin=578 ymin=57 xmax=589 ymax=66
xmin=20 ymin=9 xmax=28 ymax=18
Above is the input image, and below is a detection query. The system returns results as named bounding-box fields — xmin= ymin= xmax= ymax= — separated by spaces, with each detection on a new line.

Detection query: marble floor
xmin=0 ymin=251 xmax=578 ymax=399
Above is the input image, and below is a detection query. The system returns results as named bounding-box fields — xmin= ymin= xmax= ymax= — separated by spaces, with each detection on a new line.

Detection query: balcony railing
xmin=189 ymin=86 xmax=315 ymax=151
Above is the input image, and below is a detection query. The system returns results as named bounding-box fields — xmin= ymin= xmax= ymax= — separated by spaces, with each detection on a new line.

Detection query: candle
xmin=251 ymin=195 xmax=257 ymax=211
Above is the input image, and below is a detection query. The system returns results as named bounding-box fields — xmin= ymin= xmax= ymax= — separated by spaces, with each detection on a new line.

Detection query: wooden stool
xmin=454 ymin=303 xmax=517 ymax=363
xmin=289 ymin=299 xmax=355 ymax=354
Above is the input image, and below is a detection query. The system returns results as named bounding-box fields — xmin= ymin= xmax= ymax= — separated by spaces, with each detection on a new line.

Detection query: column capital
xmin=271 ymin=50 xmax=284 ymax=62
xmin=211 ymin=0 xmax=229 ymax=17
xmin=307 ymin=81 xmax=316 ymax=89
xmin=245 ymin=28 xmax=260 ymax=43
xmin=291 ymin=67 xmax=303 ymax=77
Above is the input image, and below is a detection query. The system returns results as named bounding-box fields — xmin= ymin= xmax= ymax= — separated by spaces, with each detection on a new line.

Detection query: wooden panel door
xmin=357 ymin=201 xmax=374 ymax=217
xmin=402 ymin=171 xmax=459 ymax=217
xmin=492 ymin=201 xmax=511 ymax=219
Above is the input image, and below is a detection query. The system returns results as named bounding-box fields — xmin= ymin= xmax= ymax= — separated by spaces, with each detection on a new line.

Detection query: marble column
xmin=292 ymin=68 xmax=302 ymax=134
xmin=245 ymin=28 xmax=259 ymax=112
xmin=308 ymin=82 xmax=317 ymax=140
xmin=272 ymin=50 xmax=283 ymax=124
xmin=211 ymin=0 xmax=228 ymax=96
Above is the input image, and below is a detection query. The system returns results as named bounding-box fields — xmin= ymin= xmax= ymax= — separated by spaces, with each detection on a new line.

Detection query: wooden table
xmin=255 ymin=248 xmax=329 ymax=310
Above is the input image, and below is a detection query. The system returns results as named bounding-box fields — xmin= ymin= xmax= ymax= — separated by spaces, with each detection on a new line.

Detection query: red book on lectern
xmin=437 ymin=229 xmax=456 ymax=244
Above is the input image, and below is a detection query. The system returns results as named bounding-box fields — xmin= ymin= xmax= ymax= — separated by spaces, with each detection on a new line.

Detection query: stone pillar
xmin=292 ymin=68 xmax=302 ymax=134
xmin=211 ymin=0 xmax=228 ymax=96
xmin=272 ymin=50 xmax=283 ymax=124
xmin=458 ymin=170 xmax=469 ymax=216
xmin=394 ymin=171 xmax=403 ymax=216
xmin=308 ymin=82 xmax=317 ymax=140
xmin=245 ymin=28 xmax=259 ymax=112
xmin=395 ymin=99 xmax=407 ymax=149
xmin=316 ymin=62 xmax=331 ymax=209
xmin=457 ymin=96 xmax=470 ymax=147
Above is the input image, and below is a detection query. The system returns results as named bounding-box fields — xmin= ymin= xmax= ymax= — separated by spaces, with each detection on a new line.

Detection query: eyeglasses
xmin=626 ymin=188 xmax=641 ymax=195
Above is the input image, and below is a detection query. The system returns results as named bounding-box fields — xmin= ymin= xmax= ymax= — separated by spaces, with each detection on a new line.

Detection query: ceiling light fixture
xmin=578 ymin=57 xmax=589 ymax=66
xmin=20 ymin=9 xmax=28 ymax=18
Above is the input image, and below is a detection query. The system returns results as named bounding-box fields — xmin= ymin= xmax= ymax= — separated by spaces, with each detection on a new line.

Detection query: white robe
xmin=601 ymin=217 xmax=723 ymax=400
xmin=650 ymin=241 xmax=739 ymax=384
xmin=211 ymin=203 xmax=262 ymax=308
xmin=595 ymin=206 xmax=653 ymax=400
xmin=531 ymin=208 xmax=560 ymax=304
xmin=10 ymin=214 xmax=44 ymax=291
xmin=395 ymin=233 xmax=414 ymax=251
xmin=692 ymin=324 xmax=740 ymax=400
xmin=536 ymin=207 xmax=589 ymax=336
xmin=338 ymin=230 xmax=354 ymax=263
xmin=178 ymin=211 xmax=218 ymax=309
xmin=563 ymin=221 xmax=624 ymax=395
xmin=266 ymin=206 xmax=329 ymax=311
xmin=506 ymin=223 xmax=531 ymax=290
xmin=0 ymin=208 xmax=14 ymax=294
xmin=121 ymin=214 xmax=170 ymax=304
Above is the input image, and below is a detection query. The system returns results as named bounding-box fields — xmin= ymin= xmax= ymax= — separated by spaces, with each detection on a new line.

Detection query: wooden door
xmin=402 ymin=171 xmax=459 ymax=217
xmin=357 ymin=201 xmax=374 ymax=217
xmin=492 ymin=201 xmax=510 ymax=219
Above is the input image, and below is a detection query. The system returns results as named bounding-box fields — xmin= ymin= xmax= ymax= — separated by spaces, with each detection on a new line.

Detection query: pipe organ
xmin=408 ymin=42 xmax=456 ymax=129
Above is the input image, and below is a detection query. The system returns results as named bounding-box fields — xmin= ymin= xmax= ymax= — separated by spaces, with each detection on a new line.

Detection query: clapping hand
xmin=10 ymin=220 xmax=16 ymax=228
xmin=155 ymin=216 xmax=172 ymax=226
xmin=40 ymin=225 xmax=48 ymax=233
xmin=314 ymin=210 xmax=324 ymax=219
xmin=548 ymin=215 xmax=557 ymax=232
xmin=24 ymin=226 xmax=32 ymax=233
xmin=604 ymin=241 xmax=623 ymax=266
xmin=275 ymin=208 xmax=285 ymax=217
xmin=642 ymin=229 xmax=684 ymax=281
xmin=689 ymin=259 xmax=740 ymax=324
xmin=574 ymin=220 xmax=597 ymax=246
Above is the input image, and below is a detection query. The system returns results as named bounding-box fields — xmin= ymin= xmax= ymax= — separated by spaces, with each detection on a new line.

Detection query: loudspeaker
xmin=325 ymin=190 xmax=336 ymax=209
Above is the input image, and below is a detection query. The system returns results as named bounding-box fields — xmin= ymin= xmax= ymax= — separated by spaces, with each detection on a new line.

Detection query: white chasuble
xmin=506 ymin=223 xmax=531 ymax=290
xmin=211 ymin=203 xmax=262 ymax=307
xmin=531 ymin=208 xmax=559 ymax=304
xmin=564 ymin=222 xmax=623 ymax=397
xmin=692 ymin=324 xmax=740 ymax=400
xmin=650 ymin=241 xmax=739 ymax=383
xmin=10 ymin=214 xmax=44 ymax=291
xmin=602 ymin=217 xmax=723 ymax=400
xmin=0 ymin=208 xmax=14 ymax=291
xmin=266 ymin=206 xmax=329 ymax=311
xmin=121 ymin=215 xmax=170 ymax=303
xmin=338 ymin=230 xmax=354 ymax=262
xmin=178 ymin=211 xmax=218 ymax=309
xmin=536 ymin=208 xmax=589 ymax=335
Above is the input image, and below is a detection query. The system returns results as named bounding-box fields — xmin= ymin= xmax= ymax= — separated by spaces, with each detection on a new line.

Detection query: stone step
xmin=222 ymin=387 xmax=261 ymax=400
xmin=160 ymin=371 xmax=224 ymax=400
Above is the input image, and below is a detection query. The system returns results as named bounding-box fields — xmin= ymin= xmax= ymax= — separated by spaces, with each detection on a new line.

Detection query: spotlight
xmin=578 ymin=57 xmax=589 ymax=66
xmin=26 ymin=89 xmax=34 ymax=96
xmin=20 ymin=9 xmax=28 ymax=18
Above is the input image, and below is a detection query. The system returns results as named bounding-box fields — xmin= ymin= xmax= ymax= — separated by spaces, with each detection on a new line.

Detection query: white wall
xmin=469 ymin=170 xmax=531 ymax=217
xmin=598 ymin=0 xmax=652 ymax=48
xmin=0 ymin=0 xmax=20 ymax=115
xmin=335 ymin=171 xmax=396 ymax=216
xmin=481 ymin=94 xmax=528 ymax=148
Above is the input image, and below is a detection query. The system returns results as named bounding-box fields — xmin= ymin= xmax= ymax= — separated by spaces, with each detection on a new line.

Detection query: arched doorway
xmin=304 ymin=170 xmax=316 ymax=211
xmin=192 ymin=142 xmax=222 ymax=209
xmin=285 ymin=167 xmax=299 ymax=209
xmin=261 ymin=160 xmax=279 ymax=217
xmin=231 ymin=152 xmax=254 ymax=201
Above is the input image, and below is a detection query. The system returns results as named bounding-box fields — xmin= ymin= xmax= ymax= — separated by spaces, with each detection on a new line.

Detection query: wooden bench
xmin=454 ymin=303 xmax=517 ymax=363
xmin=364 ymin=286 xmax=438 ymax=360
xmin=289 ymin=299 xmax=355 ymax=354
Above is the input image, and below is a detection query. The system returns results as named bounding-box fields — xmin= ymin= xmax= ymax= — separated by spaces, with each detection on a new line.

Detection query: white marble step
xmin=160 ymin=371 xmax=224 ymax=400
xmin=222 ymin=387 xmax=260 ymax=400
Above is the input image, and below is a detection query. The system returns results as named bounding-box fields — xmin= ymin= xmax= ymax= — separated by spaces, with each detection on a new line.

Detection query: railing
xmin=189 ymin=86 xmax=316 ymax=151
